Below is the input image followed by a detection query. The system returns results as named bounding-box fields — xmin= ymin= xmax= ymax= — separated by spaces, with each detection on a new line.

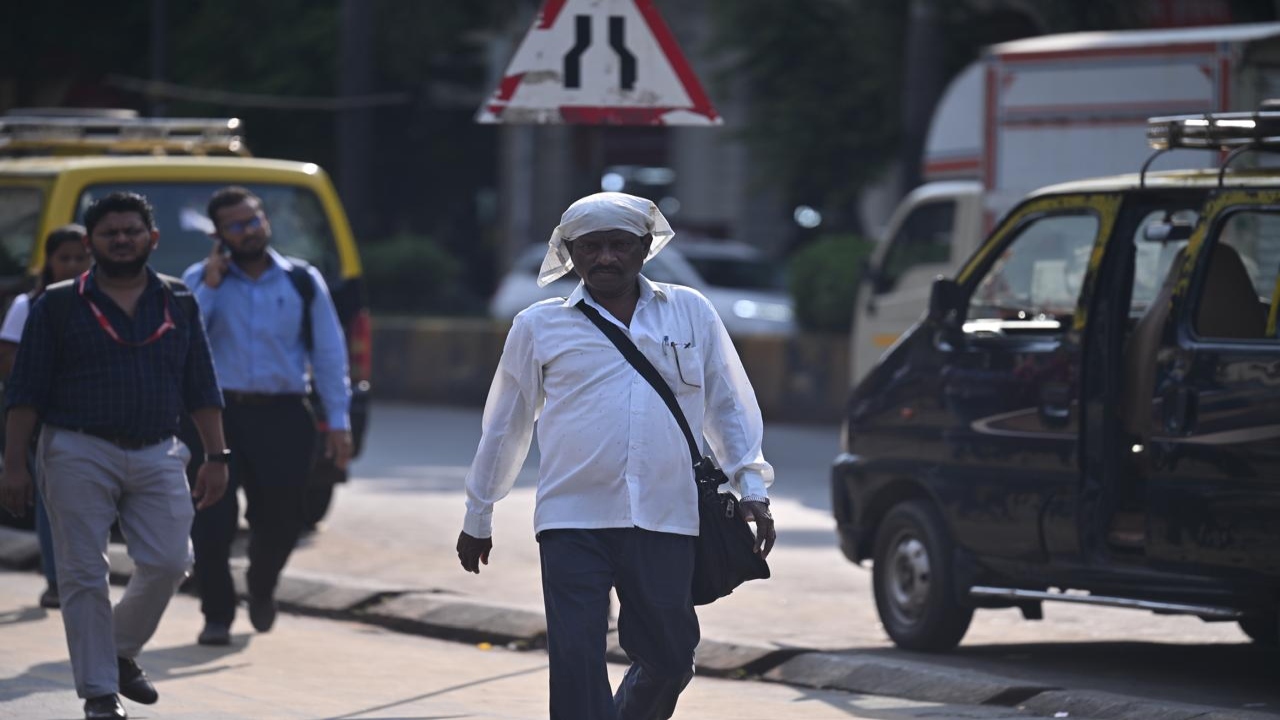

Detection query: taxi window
xmin=1191 ymin=210 xmax=1280 ymax=341
xmin=1130 ymin=208 xmax=1196 ymax=317
xmin=1213 ymin=212 xmax=1280 ymax=301
xmin=76 ymin=183 xmax=342 ymax=283
xmin=877 ymin=200 xmax=954 ymax=294
xmin=0 ymin=186 xmax=42 ymax=279
xmin=968 ymin=213 xmax=1098 ymax=324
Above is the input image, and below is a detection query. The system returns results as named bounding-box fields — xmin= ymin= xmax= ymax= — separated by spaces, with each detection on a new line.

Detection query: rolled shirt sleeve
xmin=463 ymin=315 xmax=543 ymax=538
xmin=3 ymin=294 xmax=56 ymax=411
xmin=182 ymin=294 xmax=224 ymax=412
xmin=699 ymin=299 xmax=773 ymax=500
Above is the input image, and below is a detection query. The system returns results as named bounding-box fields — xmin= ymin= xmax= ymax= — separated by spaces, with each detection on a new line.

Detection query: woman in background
xmin=0 ymin=224 xmax=92 ymax=609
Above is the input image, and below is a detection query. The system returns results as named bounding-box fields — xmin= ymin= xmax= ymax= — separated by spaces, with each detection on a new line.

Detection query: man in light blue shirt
xmin=181 ymin=186 xmax=352 ymax=646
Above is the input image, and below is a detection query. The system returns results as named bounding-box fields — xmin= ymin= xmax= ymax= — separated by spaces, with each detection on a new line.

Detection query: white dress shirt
xmin=463 ymin=276 xmax=773 ymax=538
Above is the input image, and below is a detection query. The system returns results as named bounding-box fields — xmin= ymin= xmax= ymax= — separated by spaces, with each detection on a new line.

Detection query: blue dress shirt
xmin=182 ymin=249 xmax=351 ymax=430
xmin=5 ymin=268 xmax=223 ymax=440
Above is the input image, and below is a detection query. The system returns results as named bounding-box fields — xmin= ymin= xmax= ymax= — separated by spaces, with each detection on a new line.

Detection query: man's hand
xmin=325 ymin=429 xmax=353 ymax=470
xmin=0 ymin=466 xmax=33 ymax=518
xmin=740 ymin=500 xmax=776 ymax=559
xmin=457 ymin=531 xmax=493 ymax=574
xmin=192 ymin=462 xmax=229 ymax=511
xmin=203 ymin=241 xmax=230 ymax=288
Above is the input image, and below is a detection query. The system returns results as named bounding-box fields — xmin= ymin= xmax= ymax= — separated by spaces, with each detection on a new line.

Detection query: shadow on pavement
xmin=828 ymin=641 xmax=1280 ymax=715
xmin=0 ymin=604 xmax=50 ymax=627
xmin=318 ymin=663 xmax=546 ymax=720
xmin=0 ymin=636 xmax=253 ymax=705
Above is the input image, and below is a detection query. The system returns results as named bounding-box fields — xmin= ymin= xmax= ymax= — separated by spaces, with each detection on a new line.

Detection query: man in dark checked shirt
xmin=0 ymin=192 xmax=229 ymax=720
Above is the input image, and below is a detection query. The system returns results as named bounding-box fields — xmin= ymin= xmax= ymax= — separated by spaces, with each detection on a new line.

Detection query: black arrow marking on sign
xmin=609 ymin=16 xmax=636 ymax=90
xmin=563 ymin=15 xmax=637 ymax=91
xmin=564 ymin=15 xmax=591 ymax=89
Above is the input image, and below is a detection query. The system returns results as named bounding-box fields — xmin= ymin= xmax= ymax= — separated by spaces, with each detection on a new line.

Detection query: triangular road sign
xmin=477 ymin=0 xmax=722 ymax=126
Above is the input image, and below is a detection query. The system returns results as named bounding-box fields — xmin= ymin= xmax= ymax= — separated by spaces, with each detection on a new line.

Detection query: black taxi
xmin=832 ymin=109 xmax=1280 ymax=651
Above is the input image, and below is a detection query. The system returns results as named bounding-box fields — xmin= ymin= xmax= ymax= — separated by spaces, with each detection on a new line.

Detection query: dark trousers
xmin=185 ymin=397 xmax=316 ymax=625
xmin=539 ymin=528 xmax=699 ymax=720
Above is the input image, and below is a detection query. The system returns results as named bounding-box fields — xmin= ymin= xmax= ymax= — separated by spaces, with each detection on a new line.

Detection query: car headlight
xmin=731 ymin=299 xmax=793 ymax=323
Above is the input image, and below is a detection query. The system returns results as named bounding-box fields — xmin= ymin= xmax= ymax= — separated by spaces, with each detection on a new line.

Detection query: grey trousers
xmin=38 ymin=427 xmax=194 ymax=698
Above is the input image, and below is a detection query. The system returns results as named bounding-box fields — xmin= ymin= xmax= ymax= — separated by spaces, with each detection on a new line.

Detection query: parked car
xmin=490 ymin=241 xmax=794 ymax=336
xmin=0 ymin=111 xmax=371 ymax=526
xmin=831 ymin=107 xmax=1280 ymax=651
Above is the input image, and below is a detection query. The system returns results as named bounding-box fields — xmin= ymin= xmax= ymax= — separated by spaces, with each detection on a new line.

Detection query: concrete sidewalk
xmin=2 ymin=569 xmax=1050 ymax=720
xmin=1 ymin=526 xmax=1271 ymax=720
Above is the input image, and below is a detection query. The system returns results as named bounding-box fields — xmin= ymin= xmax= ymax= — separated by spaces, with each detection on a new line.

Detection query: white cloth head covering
xmin=537 ymin=192 xmax=675 ymax=287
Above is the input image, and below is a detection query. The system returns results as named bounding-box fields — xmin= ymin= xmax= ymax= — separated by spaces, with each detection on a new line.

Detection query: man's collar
xmin=561 ymin=274 xmax=667 ymax=309
xmin=226 ymin=247 xmax=288 ymax=279
xmin=85 ymin=266 xmax=161 ymax=294
xmin=639 ymin=274 xmax=667 ymax=301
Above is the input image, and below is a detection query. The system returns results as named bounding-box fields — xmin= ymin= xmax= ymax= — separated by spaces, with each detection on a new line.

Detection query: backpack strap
xmin=44 ymin=274 xmax=200 ymax=362
xmin=157 ymin=274 xmax=198 ymax=325
xmin=41 ymin=279 xmax=78 ymax=362
xmin=283 ymin=258 xmax=316 ymax=353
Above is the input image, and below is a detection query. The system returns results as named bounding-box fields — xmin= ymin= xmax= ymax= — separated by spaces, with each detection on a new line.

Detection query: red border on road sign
xmin=482 ymin=0 xmax=721 ymax=125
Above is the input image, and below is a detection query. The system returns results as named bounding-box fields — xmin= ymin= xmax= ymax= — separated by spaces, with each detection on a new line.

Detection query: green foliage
xmin=359 ymin=233 xmax=482 ymax=316
xmin=708 ymin=0 xmax=1160 ymax=232
xmin=787 ymin=233 xmax=875 ymax=333
xmin=708 ymin=0 xmax=906 ymax=223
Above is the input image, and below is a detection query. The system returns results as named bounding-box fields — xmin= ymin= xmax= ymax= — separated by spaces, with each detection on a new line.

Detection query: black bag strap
xmin=283 ymin=259 xmax=316 ymax=353
xmin=575 ymin=300 xmax=702 ymax=468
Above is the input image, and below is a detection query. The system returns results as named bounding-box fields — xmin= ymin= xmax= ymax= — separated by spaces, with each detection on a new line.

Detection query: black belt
xmin=223 ymin=391 xmax=306 ymax=406
xmin=57 ymin=426 xmax=170 ymax=451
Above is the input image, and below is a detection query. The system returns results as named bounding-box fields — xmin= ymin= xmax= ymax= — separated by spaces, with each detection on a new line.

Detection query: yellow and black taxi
xmin=833 ymin=107 xmax=1280 ymax=651
xmin=0 ymin=111 xmax=372 ymax=524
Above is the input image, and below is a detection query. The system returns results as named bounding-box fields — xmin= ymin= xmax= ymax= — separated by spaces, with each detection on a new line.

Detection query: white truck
xmin=851 ymin=22 xmax=1280 ymax=386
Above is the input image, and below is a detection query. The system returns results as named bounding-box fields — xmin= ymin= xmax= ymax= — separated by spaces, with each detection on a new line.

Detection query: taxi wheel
xmin=1238 ymin=615 xmax=1279 ymax=646
xmin=872 ymin=499 xmax=973 ymax=651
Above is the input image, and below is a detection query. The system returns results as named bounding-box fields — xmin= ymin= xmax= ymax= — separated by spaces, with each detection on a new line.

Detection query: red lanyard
xmin=77 ymin=271 xmax=175 ymax=347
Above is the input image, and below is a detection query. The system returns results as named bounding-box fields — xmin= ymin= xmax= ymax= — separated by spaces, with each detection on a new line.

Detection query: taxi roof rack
xmin=1143 ymin=101 xmax=1280 ymax=187
xmin=0 ymin=109 xmax=249 ymax=157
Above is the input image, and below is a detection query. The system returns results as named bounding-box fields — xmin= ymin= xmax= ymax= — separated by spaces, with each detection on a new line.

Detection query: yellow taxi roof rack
xmin=1142 ymin=100 xmax=1280 ymax=187
xmin=0 ymin=111 xmax=249 ymax=157
xmin=1146 ymin=101 xmax=1280 ymax=151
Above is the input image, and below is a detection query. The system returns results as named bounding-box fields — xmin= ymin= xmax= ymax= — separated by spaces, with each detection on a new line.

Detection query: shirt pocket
xmin=642 ymin=335 xmax=704 ymax=397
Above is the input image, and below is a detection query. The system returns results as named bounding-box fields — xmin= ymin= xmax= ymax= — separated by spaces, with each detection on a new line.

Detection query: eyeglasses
xmin=77 ymin=271 xmax=175 ymax=347
xmin=568 ymin=237 xmax=643 ymax=256
xmin=220 ymin=214 xmax=264 ymax=235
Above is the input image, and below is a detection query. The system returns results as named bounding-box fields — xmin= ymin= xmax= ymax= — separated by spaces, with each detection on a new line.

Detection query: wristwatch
xmin=204 ymin=449 xmax=231 ymax=463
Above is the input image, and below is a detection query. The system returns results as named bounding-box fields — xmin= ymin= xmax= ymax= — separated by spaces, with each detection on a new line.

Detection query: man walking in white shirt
xmin=457 ymin=192 xmax=776 ymax=720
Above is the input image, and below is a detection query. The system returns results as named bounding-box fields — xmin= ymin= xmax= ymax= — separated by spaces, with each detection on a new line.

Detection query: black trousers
xmin=184 ymin=396 xmax=317 ymax=625
xmin=539 ymin=528 xmax=699 ymax=720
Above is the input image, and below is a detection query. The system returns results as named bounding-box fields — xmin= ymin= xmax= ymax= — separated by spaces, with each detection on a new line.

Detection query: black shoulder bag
xmin=575 ymin=300 xmax=770 ymax=605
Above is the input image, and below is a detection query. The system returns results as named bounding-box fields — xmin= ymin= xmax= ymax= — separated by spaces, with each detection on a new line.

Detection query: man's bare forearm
xmin=3 ymin=406 xmax=38 ymax=473
xmin=190 ymin=407 xmax=227 ymax=454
